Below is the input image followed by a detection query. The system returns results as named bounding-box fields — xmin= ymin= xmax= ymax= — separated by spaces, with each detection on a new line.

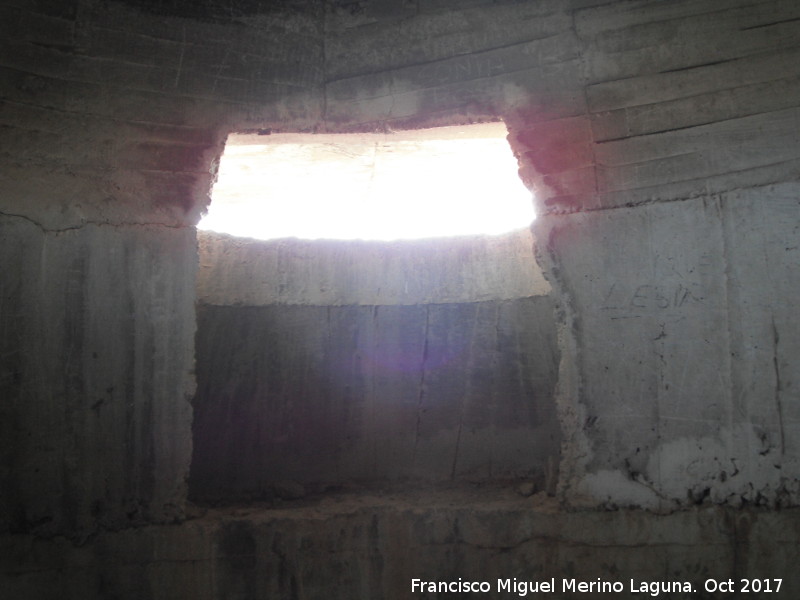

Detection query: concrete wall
xmin=197 ymin=229 xmax=550 ymax=306
xmin=5 ymin=496 xmax=800 ymax=600
xmin=317 ymin=0 xmax=800 ymax=512
xmin=2 ymin=0 xmax=800 ymax=596
xmin=0 ymin=218 xmax=196 ymax=538
xmin=191 ymin=231 xmax=559 ymax=501
xmin=529 ymin=3 xmax=800 ymax=510
xmin=0 ymin=0 xmax=324 ymax=540
xmin=546 ymin=185 xmax=800 ymax=510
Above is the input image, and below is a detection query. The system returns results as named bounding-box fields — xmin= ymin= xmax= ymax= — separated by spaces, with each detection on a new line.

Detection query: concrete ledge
xmin=3 ymin=490 xmax=799 ymax=599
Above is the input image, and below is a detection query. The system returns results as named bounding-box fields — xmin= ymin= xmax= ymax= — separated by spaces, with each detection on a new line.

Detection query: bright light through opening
xmin=199 ymin=122 xmax=535 ymax=241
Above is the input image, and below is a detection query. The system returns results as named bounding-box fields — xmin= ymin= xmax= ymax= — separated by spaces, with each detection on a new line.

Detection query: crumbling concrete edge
xmin=531 ymin=215 xmax=592 ymax=508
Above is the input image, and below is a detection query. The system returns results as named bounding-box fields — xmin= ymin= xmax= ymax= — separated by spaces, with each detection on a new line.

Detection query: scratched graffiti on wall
xmin=598 ymin=254 xmax=713 ymax=317
xmin=601 ymin=282 xmax=704 ymax=311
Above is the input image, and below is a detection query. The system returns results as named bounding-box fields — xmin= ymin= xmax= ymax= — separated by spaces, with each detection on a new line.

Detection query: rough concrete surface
xmin=191 ymin=297 xmax=560 ymax=501
xmin=192 ymin=228 xmax=558 ymax=501
xmin=2 ymin=0 xmax=800 ymax=597
xmin=0 ymin=216 xmax=196 ymax=538
xmin=4 ymin=492 xmax=800 ymax=599
xmin=197 ymin=229 xmax=550 ymax=306
xmin=537 ymin=183 xmax=800 ymax=510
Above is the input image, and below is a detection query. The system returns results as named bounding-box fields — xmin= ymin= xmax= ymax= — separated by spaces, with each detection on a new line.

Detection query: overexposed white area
xmin=199 ymin=122 xmax=535 ymax=241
